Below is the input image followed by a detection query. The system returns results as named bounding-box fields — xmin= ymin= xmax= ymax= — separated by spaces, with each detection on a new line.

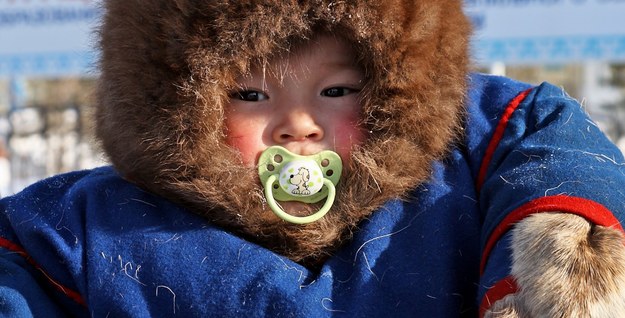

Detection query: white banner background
xmin=1 ymin=1 xmax=625 ymax=75
xmin=465 ymin=0 xmax=625 ymax=64
xmin=0 ymin=0 xmax=99 ymax=77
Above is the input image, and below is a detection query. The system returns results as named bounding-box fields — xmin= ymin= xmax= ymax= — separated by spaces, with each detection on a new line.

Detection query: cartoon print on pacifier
xmin=258 ymin=146 xmax=342 ymax=224
xmin=289 ymin=167 xmax=311 ymax=195
xmin=278 ymin=160 xmax=325 ymax=198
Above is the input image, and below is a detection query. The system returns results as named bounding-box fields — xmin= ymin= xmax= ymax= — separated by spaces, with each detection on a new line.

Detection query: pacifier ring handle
xmin=264 ymin=175 xmax=336 ymax=224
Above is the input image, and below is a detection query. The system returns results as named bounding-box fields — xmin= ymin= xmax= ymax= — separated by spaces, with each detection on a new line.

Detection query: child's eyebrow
xmin=320 ymin=61 xmax=360 ymax=69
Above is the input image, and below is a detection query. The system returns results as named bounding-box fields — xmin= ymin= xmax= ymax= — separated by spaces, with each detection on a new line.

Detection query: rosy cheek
xmin=225 ymin=135 xmax=261 ymax=166
xmin=333 ymin=123 xmax=365 ymax=160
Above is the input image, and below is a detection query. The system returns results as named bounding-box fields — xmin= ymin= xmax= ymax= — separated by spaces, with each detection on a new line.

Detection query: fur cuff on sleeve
xmin=486 ymin=212 xmax=625 ymax=317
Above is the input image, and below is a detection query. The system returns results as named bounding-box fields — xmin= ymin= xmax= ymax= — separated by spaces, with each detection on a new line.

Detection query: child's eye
xmin=230 ymin=90 xmax=268 ymax=102
xmin=321 ymin=87 xmax=359 ymax=97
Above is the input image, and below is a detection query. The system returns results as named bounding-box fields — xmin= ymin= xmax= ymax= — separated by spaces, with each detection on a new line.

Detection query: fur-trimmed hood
xmin=95 ymin=0 xmax=471 ymax=265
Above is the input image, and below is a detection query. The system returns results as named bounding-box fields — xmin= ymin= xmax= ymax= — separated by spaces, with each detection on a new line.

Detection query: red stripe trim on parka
xmin=478 ymin=196 xmax=624 ymax=317
xmin=479 ymin=276 xmax=517 ymax=318
xmin=0 ymin=237 xmax=87 ymax=306
xmin=476 ymin=88 xmax=532 ymax=192
xmin=479 ymin=195 xmax=625 ymax=275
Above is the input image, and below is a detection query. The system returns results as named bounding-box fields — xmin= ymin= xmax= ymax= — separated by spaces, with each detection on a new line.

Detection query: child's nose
xmin=272 ymin=110 xmax=324 ymax=143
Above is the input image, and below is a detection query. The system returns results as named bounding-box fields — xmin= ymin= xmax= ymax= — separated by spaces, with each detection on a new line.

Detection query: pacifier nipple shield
xmin=258 ymin=146 xmax=342 ymax=224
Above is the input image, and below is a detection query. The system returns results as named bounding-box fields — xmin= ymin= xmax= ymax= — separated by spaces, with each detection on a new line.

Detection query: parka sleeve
xmin=0 ymin=247 xmax=68 ymax=317
xmin=468 ymin=79 xmax=625 ymax=315
xmin=0 ymin=200 xmax=68 ymax=317
xmin=0 ymin=177 xmax=89 ymax=317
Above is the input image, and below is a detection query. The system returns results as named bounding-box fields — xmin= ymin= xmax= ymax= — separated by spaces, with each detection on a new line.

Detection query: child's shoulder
xmin=468 ymin=73 xmax=572 ymax=110
xmin=3 ymin=166 xmax=122 ymax=203
xmin=468 ymin=73 xmax=533 ymax=107
xmin=465 ymin=72 xmax=585 ymax=135
xmin=0 ymin=167 xmax=155 ymax=233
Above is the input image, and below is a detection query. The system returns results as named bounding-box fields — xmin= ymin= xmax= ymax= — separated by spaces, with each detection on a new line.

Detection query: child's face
xmin=225 ymin=35 xmax=365 ymax=166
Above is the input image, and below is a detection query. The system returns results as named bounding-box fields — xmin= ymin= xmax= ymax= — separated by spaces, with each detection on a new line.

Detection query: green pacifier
xmin=258 ymin=146 xmax=343 ymax=224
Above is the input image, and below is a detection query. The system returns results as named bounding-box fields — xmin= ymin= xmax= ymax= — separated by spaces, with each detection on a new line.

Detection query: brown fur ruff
xmin=95 ymin=0 xmax=471 ymax=266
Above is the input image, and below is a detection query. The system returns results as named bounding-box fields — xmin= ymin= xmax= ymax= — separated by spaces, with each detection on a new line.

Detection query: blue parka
xmin=1 ymin=74 xmax=624 ymax=317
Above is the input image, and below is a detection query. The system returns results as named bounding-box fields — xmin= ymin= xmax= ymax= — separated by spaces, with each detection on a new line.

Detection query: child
xmin=1 ymin=1 xmax=625 ymax=317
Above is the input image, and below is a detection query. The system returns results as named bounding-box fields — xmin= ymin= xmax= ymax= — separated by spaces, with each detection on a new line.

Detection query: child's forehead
xmin=245 ymin=35 xmax=361 ymax=78
xmin=289 ymin=34 xmax=353 ymax=56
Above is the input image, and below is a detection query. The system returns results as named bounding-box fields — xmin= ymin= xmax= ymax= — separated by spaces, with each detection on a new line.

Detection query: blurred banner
xmin=465 ymin=0 xmax=625 ymax=65
xmin=2 ymin=1 xmax=624 ymax=74
xmin=0 ymin=0 xmax=100 ymax=77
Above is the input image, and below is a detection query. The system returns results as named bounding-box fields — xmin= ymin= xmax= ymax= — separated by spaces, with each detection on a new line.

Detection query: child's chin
xmin=277 ymin=201 xmax=319 ymax=217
